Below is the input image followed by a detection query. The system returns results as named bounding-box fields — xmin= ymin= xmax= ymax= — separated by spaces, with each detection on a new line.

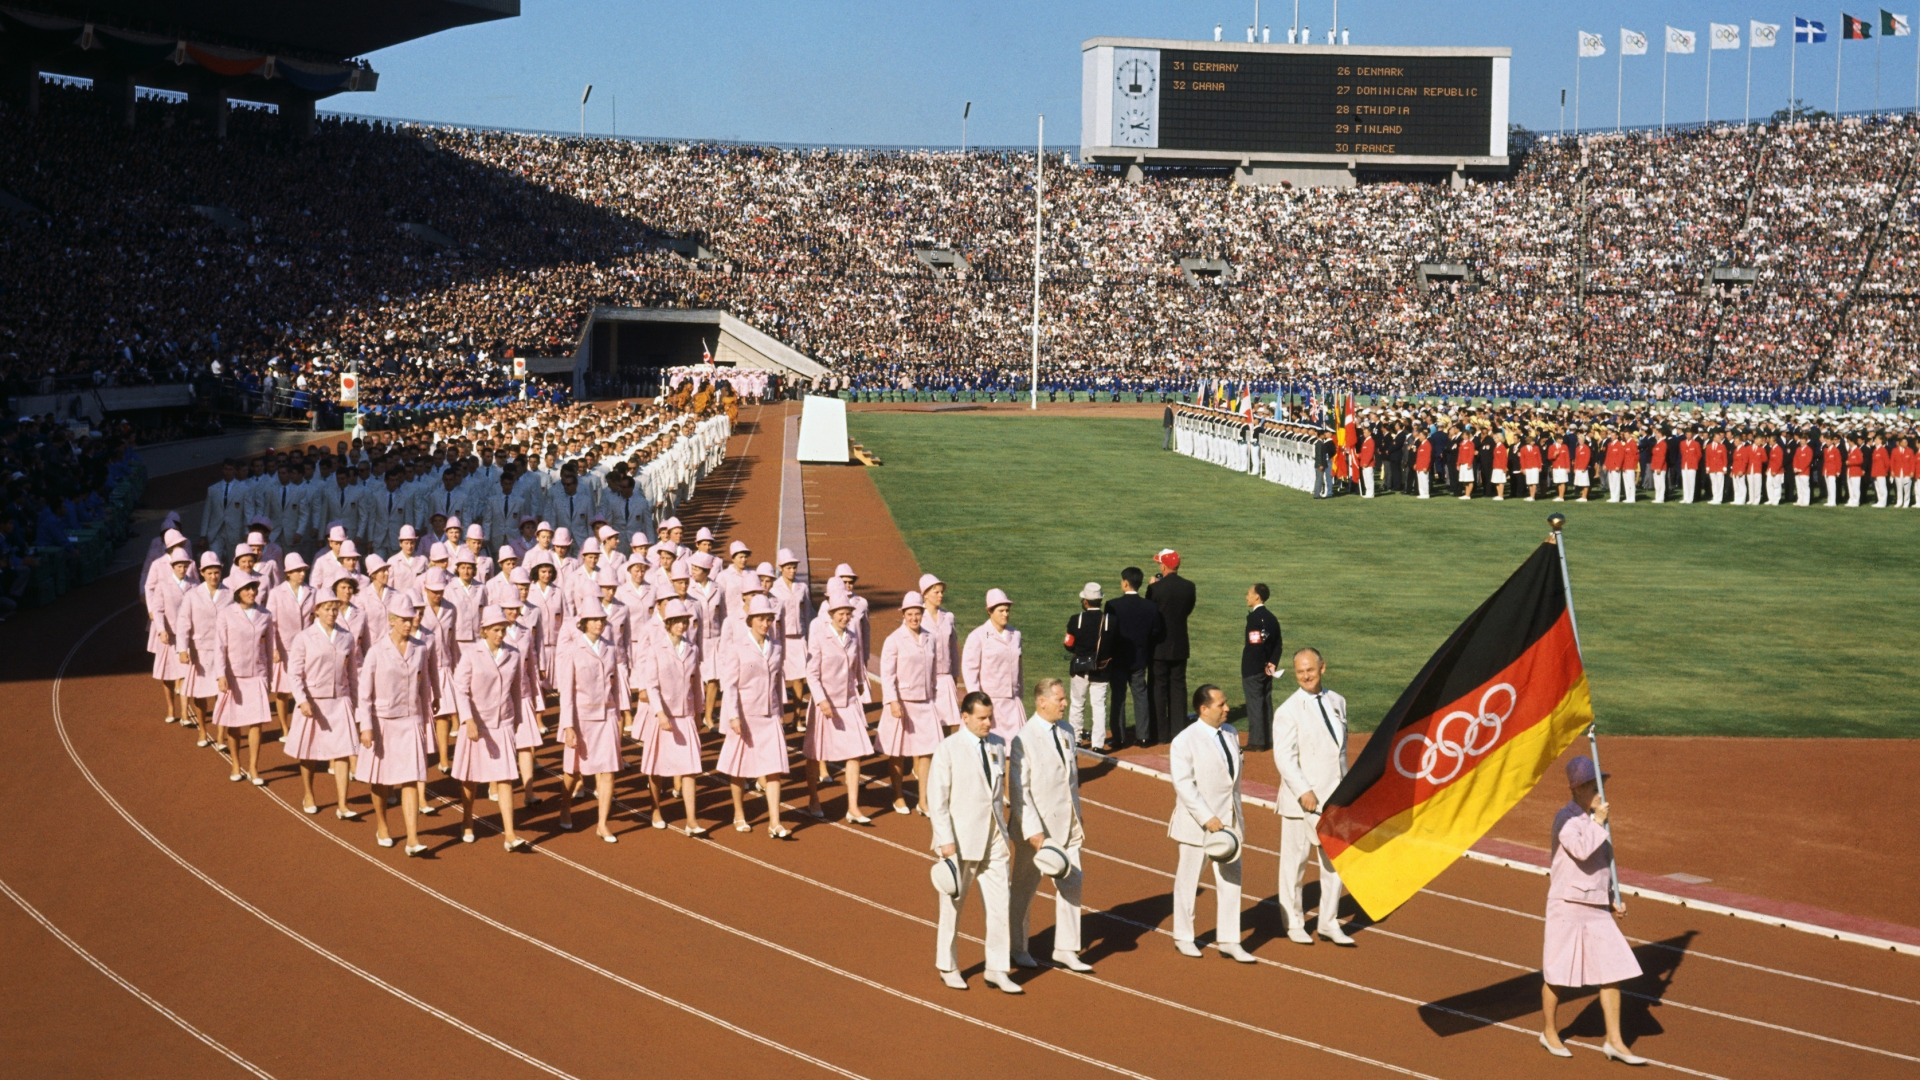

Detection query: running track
xmin=1 ymin=405 xmax=1913 ymax=1079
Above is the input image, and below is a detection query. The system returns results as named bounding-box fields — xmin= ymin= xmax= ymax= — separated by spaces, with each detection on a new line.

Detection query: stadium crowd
xmin=5 ymin=82 xmax=1920 ymax=416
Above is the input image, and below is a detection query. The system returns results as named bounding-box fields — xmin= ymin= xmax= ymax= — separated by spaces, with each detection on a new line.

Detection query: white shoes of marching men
xmin=1288 ymin=922 xmax=1357 ymax=946
xmin=937 ymin=969 xmax=1026 ymax=993
xmin=1175 ymin=940 xmax=1257 ymax=962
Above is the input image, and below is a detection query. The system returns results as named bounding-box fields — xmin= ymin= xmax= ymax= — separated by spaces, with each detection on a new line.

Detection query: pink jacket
xmin=719 ymin=632 xmax=784 ymax=721
xmin=807 ymin=619 xmax=867 ymax=711
xmin=880 ymin=624 xmax=937 ymax=703
xmin=387 ymin=553 xmax=426 ymax=596
xmin=147 ymin=569 xmax=192 ymax=646
xmin=689 ymin=580 xmax=726 ymax=651
xmin=356 ymin=632 xmax=434 ymax=727
xmin=928 ymin=608 xmax=960 ymax=677
xmin=635 ymin=632 xmax=703 ymax=722
xmin=454 ymin=641 xmax=522 ymax=729
xmin=289 ymin=621 xmax=360 ymax=704
xmin=444 ymin=579 xmax=485 ymax=644
xmin=962 ymin=622 xmax=1023 ymax=701
xmin=1549 ymin=801 xmax=1616 ymax=905
xmin=175 ymin=583 xmax=232 ymax=662
xmin=265 ymin=581 xmax=317 ymax=662
xmin=770 ymin=577 xmax=811 ymax=642
xmin=556 ymin=636 xmax=629 ymax=729
xmin=213 ymin=604 xmax=274 ymax=680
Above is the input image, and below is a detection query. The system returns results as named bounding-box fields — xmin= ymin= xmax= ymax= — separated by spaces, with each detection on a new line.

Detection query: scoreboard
xmin=1082 ymin=38 xmax=1510 ymax=175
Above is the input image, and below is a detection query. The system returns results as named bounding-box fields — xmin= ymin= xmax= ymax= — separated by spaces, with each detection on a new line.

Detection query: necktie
xmin=1052 ymin=724 xmax=1067 ymax=766
xmin=978 ymin=739 xmax=993 ymax=788
xmin=1314 ymin=694 xmax=1342 ymax=748
xmin=1216 ymin=728 xmax=1236 ymax=779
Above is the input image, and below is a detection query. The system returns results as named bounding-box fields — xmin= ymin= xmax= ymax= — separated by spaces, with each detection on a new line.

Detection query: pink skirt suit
xmin=555 ymin=635 xmax=629 ymax=776
xmin=175 ymin=580 xmax=233 ymax=700
xmin=962 ymin=617 xmax=1025 ymax=742
xmin=716 ymin=631 xmax=789 ymax=780
xmin=210 ymin=604 xmax=275 ymax=729
xmin=265 ymin=579 xmax=317 ymax=694
xmin=927 ymin=607 xmax=963 ymax=729
xmin=804 ymin=619 xmax=876 ymax=763
xmin=1542 ymin=801 xmax=1643 ymax=988
xmin=635 ymin=630 xmax=705 ymax=777
xmin=352 ymin=631 xmax=434 ymax=786
xmin=878 ymin=622 xmax=943 ymax=757
xmin=148 ymin=571 xmax=194 ymax=682
xmin=285 ymin=622 xmax=362 ymax=762
xmin=771 ymin=577 xmax=813 ymax=681
xmin=452 ymin=642 xmax=524 ymax=785
xmin=504 ymin=619 xmax=545 ymax=750
xmin=690 ymin=580 xmax=726 ymax=683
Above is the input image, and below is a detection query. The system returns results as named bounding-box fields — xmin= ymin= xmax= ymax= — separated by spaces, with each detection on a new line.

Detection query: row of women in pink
xmin=209 ymin=577 xmax=275 ymax=784
xmin=555 ymin=598 xmax=631 ymax=843
xmin=450 ymin=605 xmax=530 ymax=850
xmin=803 ymin=588 xmax=874 ymax=822
xmin=879 ymin=590 xmax=944 ymax=816
xmin=631 ymin=598 xmax=705 ymax=833
xmin=354 ymin=594 xmax=436 ymax=855
xmin=717 ymin=596 xmax=790 ymax=837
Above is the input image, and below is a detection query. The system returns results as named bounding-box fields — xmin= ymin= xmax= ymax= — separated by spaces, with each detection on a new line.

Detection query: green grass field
xmin=850 ymin=411 xmax=1920 ymax=739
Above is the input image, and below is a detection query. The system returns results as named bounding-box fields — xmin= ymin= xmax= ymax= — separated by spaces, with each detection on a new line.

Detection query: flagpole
xmin=1837 ymin=27 xmax=1844 ymax=117
xmin=1617 ymin=35 xmax=1624 ymax=132
xmin=1547 ymin=512 xmax=1622 ymax=910
xmin=1030 ymin=113 xmax=1043 ymax=412
xmin=1661 ymin=36 xmax=1669 ymax=133
xmin=1791 ymin=26 xmax=1798 ymax=120
xmin=1576 ymin=52 xmax=1583 ymax=133
xmin=1706 ymin=34 xmax=1713 ymax=124
xmin=1746 ymin=33 xmax=1754 ymax=126
xmin=1877 ymin=23 xmax=1883 ymax=112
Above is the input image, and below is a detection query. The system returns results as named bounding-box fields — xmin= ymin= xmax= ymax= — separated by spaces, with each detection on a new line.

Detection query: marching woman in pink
xmin=633 ymin=598 xmax=705 ymax=834
xmin=962 ymin=589 xmax=1025 ymax=741
xmin=175 ymin=551 xmax=231 ymax=749
xmin=211 ymin=578 xmax=275 ymax=785
xmin=717 ymin=596 xmax=790 ymax=838
xmin=526 ymin=552 xmax=567 ymax=694
xmin=1540 ymin=756 xmax=1645 ymax=1064
xmin=418 ymin=567 xmax=461 ymax=783
xmin=329 ymin=574 xmax=372 ymax=656
xmin=879 ymin=591 xmax=943 ymax=816
xmin=361 ymin=555 xmax=396 ymax=629
xmin=688 ymin=553 xmax=726 ymax=732
xmin=286 ymin=595 xmax=362 ymax=818
xmin=802 ymin=591 xmax=876 ymax=824
xmin=555 ymin=598 xmax=631 ymax=842
xmin=354 ymin=594 xmax=434 ymax=854
xmin=919 ymin=574 xmax=964 ymax=732
xmin=771 ymin=549 xmax=812 ymax=727
xmin=147 ymin=547 xmax=195 ymax=727
xmin=452 ymin=605 xmax=530 ymax=851
xmin=266 ymin=552 xmax=316 ymax=744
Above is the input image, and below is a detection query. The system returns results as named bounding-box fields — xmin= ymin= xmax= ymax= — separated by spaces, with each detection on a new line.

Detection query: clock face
xmin=1115 ymin=57 xmax=1156 ymax=98
xmin=1117 ymin=107 xmax=1153 ymax=146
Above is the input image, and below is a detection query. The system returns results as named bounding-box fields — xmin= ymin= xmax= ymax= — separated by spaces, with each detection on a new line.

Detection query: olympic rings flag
xmin=1317 ymin=543 xmax=1594 ymax=919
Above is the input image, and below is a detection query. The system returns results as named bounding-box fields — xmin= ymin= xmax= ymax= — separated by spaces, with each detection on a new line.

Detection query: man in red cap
xmin=1145 ymin=549 xmax=1195 ymax=744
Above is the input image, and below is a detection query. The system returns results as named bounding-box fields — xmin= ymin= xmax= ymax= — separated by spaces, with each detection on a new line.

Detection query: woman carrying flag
xmin=1540 ymin=756 xmax=1645 ymax=1064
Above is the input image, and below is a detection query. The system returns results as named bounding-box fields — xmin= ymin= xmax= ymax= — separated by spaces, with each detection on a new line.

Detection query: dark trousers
xmin=1110 ymin=667 xmax=1150 ymax=746
xmin=1149 ymin=659 xmax=1189 ymax=744
xmin=1242 ymin=673 xmax=1274 ymax=750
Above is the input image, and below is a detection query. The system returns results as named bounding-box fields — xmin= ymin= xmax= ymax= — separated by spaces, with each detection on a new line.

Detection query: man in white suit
xmin=1272 ymin=648 xmax=1355 ymax=946
xmin=1168 ymin=684 xmax=1255 ymax=962
xmin=926 ymin=692 xmax=1022 ymax=994
xmin=1009 ymin=678 xmax=1093 ymax=973
xmin=199 ymin=460 xmax=248 ymax=557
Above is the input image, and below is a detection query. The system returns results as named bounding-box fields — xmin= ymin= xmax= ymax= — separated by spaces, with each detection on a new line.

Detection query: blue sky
xmin=335 ymin=1 xmax=1920 ymax=146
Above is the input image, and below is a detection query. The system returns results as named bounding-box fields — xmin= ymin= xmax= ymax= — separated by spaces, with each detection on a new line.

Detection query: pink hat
xmin=984 ymin=588 xmax=1012 ymax=610
xmin=660 ymin=598 xmax=693 ymax=621
xmin=498 ymin=545 xmax=518 ymax=563
xmin=328 ymin=525 xmax=348 ymax=542
xmin=523 ymin=549 xmax=551 ymax=568
xmin=424 ymin=567 xmax=450 ymax=591
xmin=901 ymin=591 xmax=924 ymax=610
xmin=169 ymin=548 xmax=194 ymax=565
xmin=728 ymin=540 xmax=750 ymax=556
xmin=163 ymin=528 xmax=187 ymax=549
xmin=825 ymin=590 xmax=855 ymax=613
xmin=631 ymin=531 xmax=651 ymax=549
xmin=161 ymin=511 xmax=181 ymax=527
xmin=518 ymin=514 xmax=537 ymax=526
xmin=917 ymin=573 xmax=944 ymax=592
xmin=777 ymin=547 xmax=798 ymax=566
xmin=480 ymin=605 xmax=511 ymax=628
xmin=580 ymin=538 xmax=602 ymax=555
xmin=198 ymin=551 xmax=222 ymax=570
xmin=536 ymin=520 xmax=554 ymax=534
xmin=553 ymin=528 xmax=574 ymax=547
xmin=246 ymin=530 xmax=266 ymax=545
xmin=443 ymin=516 xmax=462 ymax=532
xmin=233 ymin=541 xmax=255 ymax=559
xmin=668 ymin=563 xmax=691 ymax=581
xmin=387 ymin=594 xmax=418 ymax=620
xmin=597 ymin=524 xmax=616 ymax=539
xmin=338 ymin=541 xmax=361 ymax=559
xmin=755 ymin=561 xmax=775 ymax=578
xmin=509 ymin=567 xmax=531 ymax=585
xmin=591 ymin=510 xmax=609 ymax=524
xmin=249 ymin=514 xmax=271 ymax=528
xmin=499 ymin=591 xmax=524 ymax=609
xmin=661 ymin=516 xmax=682 ymax=531
xmin=283 ymin=552 xmax=309 ymax=572
xmin=398 ymin=524 xmax=419 ymax=541
xmin=428 ymin=542 xmax=449 ymax=561
xmin=365 ymin=553 xmax=388 ymax=575
xmin=466 ymin=523 xmax=485 ymax=540
xmin=835 ymin=563 xmax=857 ymax=579
xmin=695 ymin=527 xmax=714 ymax=542
xmin=575 ymin=598 xmax=609 ymax=622
xmin=651 ymin=542 xmax=676 ymax=561
xmin=452 ymin=549 xmax=476 ymax=566
xmin=595 ymin=565 xmax=618 ymax=586
xmin=746 ymin=595 xmax=776 ymax=618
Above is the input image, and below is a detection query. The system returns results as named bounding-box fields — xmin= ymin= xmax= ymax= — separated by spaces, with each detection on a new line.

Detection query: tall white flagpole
xmin=1706 ymin=34 xmax=1714 ymax=123
xmin=1746 ymin=32 xmax=1754 ymax=125
xmin=1617 ymin=35 xmax=1625 ymax=131
xmin=1576 ymin=52 xmax=1583 ymax=133
xmin=1837 ymin=26 xmax=1844 ymax=117
xmin=1791 ymin=25 xmax=1798 ymax=120
xmin=1030 ymin=114 xmax=1043 ymax=411
xmin=1662 ymin=35 xmax=1669 ymax=133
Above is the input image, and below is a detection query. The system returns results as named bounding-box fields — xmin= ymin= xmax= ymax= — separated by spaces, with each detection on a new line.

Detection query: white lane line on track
xmin=52 ymin=605 xmax=583 ymax=1080
xmin=1081 ymin=770 xmax=1920 ymax=1005
xmin=0 ymin=875 xmax=278 ymax=1080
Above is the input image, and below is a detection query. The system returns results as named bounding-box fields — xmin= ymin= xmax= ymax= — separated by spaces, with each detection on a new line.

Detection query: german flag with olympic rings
xmin=1317 ymin=541 xmax=1593 ymax=919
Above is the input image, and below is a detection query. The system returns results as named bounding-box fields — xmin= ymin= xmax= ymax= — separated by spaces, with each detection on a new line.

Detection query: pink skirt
xmin=152 ymin=643 xmax=189 ymax=683
xmin=270 ymin=659 xmax=295 ymax=695
xmin=512 ymin=691 xmax=544 ymax=750
xmin=803 ymin=698 xmax=876 ymax=762
xmin=285 ymin=696 xmax=357 ymax=762
xmin=212 ymin=675 xmax=272 ymax=728
xmin=640 ymin=710 xmax=704 ymax=777
xmin=452 ymin=718 xmax=520 ymax=784
xmin=354 ymin=715 xmax=429 ymax=786
xmin=876 ymin=699 xmax=943 ymax=757
xmin=182 ymin=656 xmax=222 ymax=700
xmin=717 ymin=711 xmax=790 ymax=779
xmin=1542 ymin=899 xmax=1642 ymax=988
xmin=931 ymin=673 xmax=961 ymax=729
xmin=780 ymin=635 xmax=808 ymax=681
xmin=563 ymin=708 xmax=624 ymax=775
xmin=988 ymin=695 xmax=1025 ymax=742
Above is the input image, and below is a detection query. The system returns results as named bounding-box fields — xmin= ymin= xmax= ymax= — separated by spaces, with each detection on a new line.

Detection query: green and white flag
xmin=1884 ymin=10 xmax=1911 ymax=35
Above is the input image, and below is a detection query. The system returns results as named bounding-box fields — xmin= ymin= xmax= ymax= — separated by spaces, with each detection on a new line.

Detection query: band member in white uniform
xmin=927 ymin=692 xmax=1021 ymax=994
xmin=1008 ymin=678 xmax=1093 ymax=972
xmin=1272 ymin=648 xmax=1354 ymax=946
xmin=1168 ymin=684 xmax=1255 ymax=962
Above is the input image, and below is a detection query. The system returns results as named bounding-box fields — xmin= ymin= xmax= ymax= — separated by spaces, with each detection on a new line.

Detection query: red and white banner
xmin=512 ymin=357 xmax=527 ymax=379
xmin=338 ymin=372 xmax=359 ymax=406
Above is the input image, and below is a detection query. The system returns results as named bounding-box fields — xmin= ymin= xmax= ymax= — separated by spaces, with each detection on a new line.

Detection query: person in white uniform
xmin=1272 ymin=648 xmax=1355 ymax=946
xmin=1008 ymin=678 xmax=1094 ymax=972
xmin=926 ymin=691 xmax=1022 ymax=994
xmin=1167 ymin=684 xmax=1255 ymax=962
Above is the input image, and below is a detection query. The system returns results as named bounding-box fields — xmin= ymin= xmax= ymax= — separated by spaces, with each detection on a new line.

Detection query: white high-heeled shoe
xmin=1601 ymin=1042 xmax=1648 ymax=1066
xmin=1539 ymin=1034 xmax=1572 ymax=1059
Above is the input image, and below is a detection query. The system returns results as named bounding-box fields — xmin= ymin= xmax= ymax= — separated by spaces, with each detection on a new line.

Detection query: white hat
xmin=929 ymin=855 xmax=962 ymax=899
xmin=1079 ymin=582 xmax=1104 ymax=601
xmin=1032 ymin=844 xmax=1072 ymax=879
xmin=1203 ymin=828 xmax=1241 ymax=863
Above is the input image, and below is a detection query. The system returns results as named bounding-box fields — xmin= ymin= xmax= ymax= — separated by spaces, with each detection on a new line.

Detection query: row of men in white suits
xmin=926 ymin=653 xmax=1352 ymax=992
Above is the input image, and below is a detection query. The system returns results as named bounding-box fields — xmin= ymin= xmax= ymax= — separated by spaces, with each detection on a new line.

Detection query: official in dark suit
xmin=1104 ymin=567 xmax=1159 ymax=748
xmin=1145 ymin=550 xmax=1195 ymax=744
xmin=1241 ymin=584 xmax=1283 ymax=751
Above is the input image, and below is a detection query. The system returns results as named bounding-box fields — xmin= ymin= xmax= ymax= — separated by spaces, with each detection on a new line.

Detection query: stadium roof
xmin=11 ymin=0 xmax=518 ymax=60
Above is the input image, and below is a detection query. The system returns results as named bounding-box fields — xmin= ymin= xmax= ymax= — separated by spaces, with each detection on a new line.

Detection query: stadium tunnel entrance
xmin=573 ymin=307 xmax=827 ymax=400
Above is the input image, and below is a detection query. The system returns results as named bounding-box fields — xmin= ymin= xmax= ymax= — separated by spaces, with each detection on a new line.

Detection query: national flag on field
xmin=1884 ymin=10 xmax=1912 ymax=36
xmin=701 ymin=337 xmax=714 ymax=364
xmin=1317 ymin=541 xmax=1596 ymax=919
xmin=1342 ymin=396 xmax=1358 ymax=449
xmin=1797 ymin=16 xmax=1828 ymax=43
xmin=1843 ymin=12 xmax=1872 ymax=38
